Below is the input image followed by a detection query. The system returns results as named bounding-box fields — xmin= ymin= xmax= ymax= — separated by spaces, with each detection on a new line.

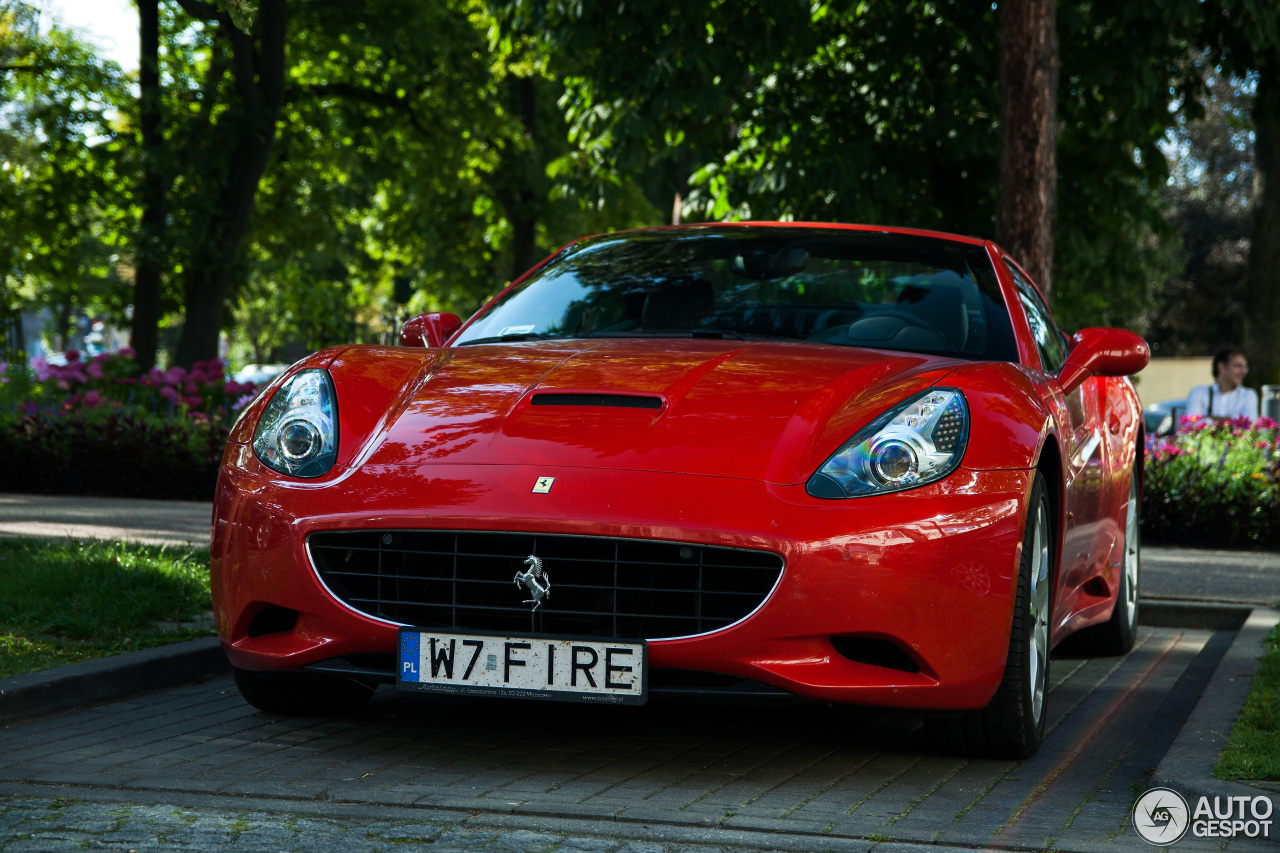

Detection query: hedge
xmin=0 ymin=351 xmax=253 ymax=501
xmin=1142 ymin=416 xmax=1280 ymax=550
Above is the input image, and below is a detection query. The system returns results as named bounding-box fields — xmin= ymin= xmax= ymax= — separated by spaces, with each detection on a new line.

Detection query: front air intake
xmin=531 ymin=393 xmax=663 ymax=409
xmin=831 ymin=636 xmax=921 ymax=673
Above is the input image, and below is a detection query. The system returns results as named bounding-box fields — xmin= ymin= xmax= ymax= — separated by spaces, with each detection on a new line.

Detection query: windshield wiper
xmin=691 ymin=329 xmax=747 ymax=340
xmin=456 ymin=332 xmax=551 ymax=346
xmin=586 ymin=329 xmax=750 ymax=341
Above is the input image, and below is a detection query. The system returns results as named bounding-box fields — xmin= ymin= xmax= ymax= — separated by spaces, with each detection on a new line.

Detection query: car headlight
xmin=252 ymin=369 xmax=339 ymax=478
xmin=807 ymin=388 xmax=969 ymax=498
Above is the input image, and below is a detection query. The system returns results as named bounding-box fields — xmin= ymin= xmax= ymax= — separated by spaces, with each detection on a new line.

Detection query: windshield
xmin=453 ymin=226 xmax=1018 ymax=361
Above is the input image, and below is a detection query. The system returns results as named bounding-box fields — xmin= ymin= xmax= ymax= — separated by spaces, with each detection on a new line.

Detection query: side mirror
xmin=399 ymin=312 xmax=463 ymax=348
xmin=1057 ymin=327 xmax=1150 ymax=394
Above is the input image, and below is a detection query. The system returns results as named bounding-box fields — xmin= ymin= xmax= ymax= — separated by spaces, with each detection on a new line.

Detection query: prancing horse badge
xmin=532 ymin=476 xmax=555 ymax=494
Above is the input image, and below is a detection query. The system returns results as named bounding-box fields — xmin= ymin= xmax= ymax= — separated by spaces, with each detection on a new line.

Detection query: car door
xmin=1002 ymin=260 xmax=1109 ymax=640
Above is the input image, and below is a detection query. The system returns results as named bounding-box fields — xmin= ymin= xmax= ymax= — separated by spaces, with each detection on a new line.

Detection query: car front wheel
xmin=926 ymin=471 xmax=1053 ymax=758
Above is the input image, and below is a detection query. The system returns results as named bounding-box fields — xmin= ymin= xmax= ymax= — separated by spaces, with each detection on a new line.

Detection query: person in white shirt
xmin=1186 ymin=348 xmax=1259 ymax=419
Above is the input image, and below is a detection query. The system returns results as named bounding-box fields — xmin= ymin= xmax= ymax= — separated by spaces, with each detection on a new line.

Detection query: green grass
xmin=0 ymin=538 xmax=212 ymax=679
xmin=1215 ymin=623 xmax=1280 ymax=781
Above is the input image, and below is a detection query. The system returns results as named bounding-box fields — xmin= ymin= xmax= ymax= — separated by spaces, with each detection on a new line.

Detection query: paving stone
xmin=0 ymin=624 xmax=1242 ymax=853
xmin=559 ymin=836 xmax=620 ymax=852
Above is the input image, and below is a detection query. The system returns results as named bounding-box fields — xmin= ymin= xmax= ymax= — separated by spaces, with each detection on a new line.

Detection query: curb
xmin=1152 ymin=606 xmax=1280 ymax=805
xmin=0 ymin=636 xmax=229 ymax=728
xmin=1140 ymin=599 xmax=1252 ymax=631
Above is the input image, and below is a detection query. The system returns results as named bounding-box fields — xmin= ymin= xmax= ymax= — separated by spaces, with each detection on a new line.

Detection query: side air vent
xmin=831 ymin=636 xmax=921 ymax=673
xmin=531 ymin=393 xmax=663 ymax=409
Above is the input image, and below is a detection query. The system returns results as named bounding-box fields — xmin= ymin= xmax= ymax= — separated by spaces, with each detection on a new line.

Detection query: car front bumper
xmin=211 ymin=445 xmax=1032 ymax=710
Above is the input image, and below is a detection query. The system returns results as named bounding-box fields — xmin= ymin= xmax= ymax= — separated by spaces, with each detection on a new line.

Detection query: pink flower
xmin=64 ymin=349 xmax=80 ymax=362
xmin=164 ymin=366 xmax=186 ymax=385
xmin=233 ymin=392 xmax=257 ymax=411
xmin=184 ymin=381 xmax=200 ymax=395
xmin=159 ymin=386 xmax=179 ymax=402
xmin=30 ymin=355 xmax=51 ymax=381
xmin=84 ymin=390 xmax=103 ymax=408
xmin=118 ymin=346 xmax=136 ymax=358
xmin=87 ymin=362 xmax=104 ymax=378
xmin=184 ymin=394 xmax=203 ymax=407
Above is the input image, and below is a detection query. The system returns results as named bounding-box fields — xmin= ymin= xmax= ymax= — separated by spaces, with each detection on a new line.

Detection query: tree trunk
xmin=503 ymin=76 xmax=539 ymax=282
xmin=1245 ymin=67 xmax=1280 ymax=387
xmin=173 ymin=0 xmax=288 ymax=367
xmin=131 ymin=0 xmax=164 ymax=370
xmin=996 ymin=0 xmax=1059 ymax=300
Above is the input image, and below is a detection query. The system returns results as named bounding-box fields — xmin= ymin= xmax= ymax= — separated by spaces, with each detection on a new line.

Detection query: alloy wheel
xmin=1028 ymin=499 xmax=1051 ymax=725
xmin=1123 ymin=477 xmax=1139 ymax=626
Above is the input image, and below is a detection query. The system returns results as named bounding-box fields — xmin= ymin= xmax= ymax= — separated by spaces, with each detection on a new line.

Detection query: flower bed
xmin=0 ymin=351 xmax=259 ymax=501
xmin=1143 ymin=416 xmax=1280 ymax=549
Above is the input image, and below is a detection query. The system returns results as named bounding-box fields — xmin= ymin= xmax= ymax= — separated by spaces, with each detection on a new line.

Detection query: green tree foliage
xmin=4 ymin=0 xmax=1276 ymax=368
xmin=1198 ymin=0 xmax=1280 ymax=385
xmin=0 ymin=2 xmax=130 ymax=355
xmin=498 ymin=0 xmax=815 ymax=224
xmin=504 ymin=0 xmax=1202 ymax=333
xmin=1147 ymin=66 xmax=1256 ymax=356
xmin=143 ymin=0 xmax=659 ymax=366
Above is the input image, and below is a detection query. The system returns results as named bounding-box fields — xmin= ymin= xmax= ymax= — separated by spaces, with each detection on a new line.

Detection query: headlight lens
xmin=807 ymin=388 xmax=969 ymax=498
xmin=252 ymin=369 xmax=339 ymax=478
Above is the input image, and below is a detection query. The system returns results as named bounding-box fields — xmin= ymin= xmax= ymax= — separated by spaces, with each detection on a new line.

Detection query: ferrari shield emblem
xmin=532 ymin=476 xmax=555 ymax=494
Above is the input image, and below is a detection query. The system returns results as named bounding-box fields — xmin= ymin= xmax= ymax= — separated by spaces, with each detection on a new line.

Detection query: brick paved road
xmin=2 ymin=624 xmax=1273 ymax=852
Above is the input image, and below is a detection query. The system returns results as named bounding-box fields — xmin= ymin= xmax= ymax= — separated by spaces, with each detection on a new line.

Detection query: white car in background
xmin=233 ymin=364 xmax=289 ymax=386
xmin=1143 ymin=398 xmax=1186 ymax=436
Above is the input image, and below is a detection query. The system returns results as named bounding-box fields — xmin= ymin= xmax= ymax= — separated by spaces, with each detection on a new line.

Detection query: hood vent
xmin=531 ymin=393 xmax=663 ymax=409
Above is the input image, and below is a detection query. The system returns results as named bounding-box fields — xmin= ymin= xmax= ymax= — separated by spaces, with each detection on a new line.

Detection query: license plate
xmin=397 ymin=628 xmax=647 ymax=705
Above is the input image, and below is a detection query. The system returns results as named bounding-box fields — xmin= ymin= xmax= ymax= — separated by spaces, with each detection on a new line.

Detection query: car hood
xmin=340 ymin=340 xmax=958 ymax=485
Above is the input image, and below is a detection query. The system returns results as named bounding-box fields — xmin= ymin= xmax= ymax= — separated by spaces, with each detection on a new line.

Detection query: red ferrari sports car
xmin=211 ymin=222 xmax=1148 ymax=758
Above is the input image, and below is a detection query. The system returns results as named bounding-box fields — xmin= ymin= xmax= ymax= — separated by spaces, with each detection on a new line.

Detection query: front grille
xmin=308 ymin=531 xmax=783 ymax=640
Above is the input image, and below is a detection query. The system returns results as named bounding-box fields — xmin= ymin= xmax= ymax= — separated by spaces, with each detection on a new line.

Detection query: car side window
xmin=1003 ymin=260 xmax=1066 ymax=374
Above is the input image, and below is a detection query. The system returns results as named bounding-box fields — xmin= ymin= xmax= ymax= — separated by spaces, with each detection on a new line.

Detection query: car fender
xmin=939 ymin=361 xmax=1059 ymax=472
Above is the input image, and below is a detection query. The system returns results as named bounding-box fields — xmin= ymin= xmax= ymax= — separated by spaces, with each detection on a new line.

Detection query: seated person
xmin=1186 ymin=347 xmax=1259 ymax=419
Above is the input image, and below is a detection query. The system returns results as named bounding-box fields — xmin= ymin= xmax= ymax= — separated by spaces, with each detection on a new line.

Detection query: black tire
xmin=926 ymin=472 xmax=1053 ymax=759
xmin=1067 ymin=467 xmax=1140 ymax=656
xmin=232 ymin=667 xmax=375 ymax=715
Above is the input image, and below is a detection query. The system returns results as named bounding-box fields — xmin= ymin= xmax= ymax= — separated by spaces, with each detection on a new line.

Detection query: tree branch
xmin=286 ymin=82 xmax=435 ymax=139
xmin=176 ymin=30 xmax=229 ymax=163
xmin=175 ymin=0 xmax=231 ymax=26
